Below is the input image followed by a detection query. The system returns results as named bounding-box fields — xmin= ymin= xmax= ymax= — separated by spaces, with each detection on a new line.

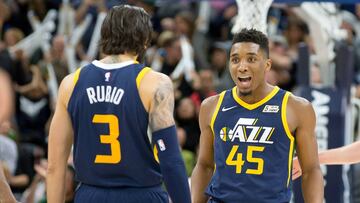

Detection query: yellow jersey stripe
xmin=153 ymin=145 xmax=159 ymax=163
xmin=281 ymin=92 xmax=295 ymax=187
xmin=136 ymin=67 xmax=151 ymax=89
xmin=73 ymin=67 xmax=82 ymax=85
xmin=210 ymin=91 xmax=226 ymax=135
xmin=232 ymin=86 xmax=280 ymax=110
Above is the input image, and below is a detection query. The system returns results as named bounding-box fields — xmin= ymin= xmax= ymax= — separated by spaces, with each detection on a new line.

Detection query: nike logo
xmin=222 ymin=106 xmax=237 ymax=112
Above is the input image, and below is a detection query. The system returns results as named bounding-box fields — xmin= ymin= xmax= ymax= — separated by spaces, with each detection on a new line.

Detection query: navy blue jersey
xmin=206 ymin=86 xmax=294 ymax=203
xmin=68 ymin=60 xmax=162 ymax=188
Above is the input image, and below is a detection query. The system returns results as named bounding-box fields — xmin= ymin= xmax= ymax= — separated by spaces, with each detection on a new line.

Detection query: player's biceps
xmin=295 ymin=135 xmax=317 ymax=169
xmin=149 ymin=107 xmax=174 ymax=130
xmin=197 ymin=133 xmax=214 ymax=168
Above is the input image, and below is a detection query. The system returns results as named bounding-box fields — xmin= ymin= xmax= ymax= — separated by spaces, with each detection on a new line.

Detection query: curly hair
xmin=99 ymin=5 xmax=153 ymax=57
xmin=232 ymin=28 xmax=269 ymax=58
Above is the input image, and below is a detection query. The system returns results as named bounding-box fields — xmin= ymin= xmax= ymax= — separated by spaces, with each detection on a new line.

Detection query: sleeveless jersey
xmin=68 ymin=60 xmax=162 ymax=188
xmin=206 ymin=86 xmax=294 ymax=203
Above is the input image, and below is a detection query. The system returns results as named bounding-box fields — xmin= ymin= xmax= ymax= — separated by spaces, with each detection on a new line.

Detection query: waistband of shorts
xmin=78 ymin=182 xmax=164 ymax=192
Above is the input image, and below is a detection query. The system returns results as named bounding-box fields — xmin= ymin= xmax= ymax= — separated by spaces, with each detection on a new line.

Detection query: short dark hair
xmin=232 ymin=28 xmax=269 ymax=58
xmin=99 ymin=5 xmax=153 ymax=56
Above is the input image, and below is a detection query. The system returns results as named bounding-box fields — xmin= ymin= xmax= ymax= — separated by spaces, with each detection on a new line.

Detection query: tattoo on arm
xmin=149 ymin=79 xmax=175 ymax=132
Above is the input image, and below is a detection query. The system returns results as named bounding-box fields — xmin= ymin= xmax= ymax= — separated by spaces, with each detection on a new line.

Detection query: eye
xmin=248 ymin=57 xmax=257 ymax=63
xmin=231 ymin=57 xmax=239 ymax=64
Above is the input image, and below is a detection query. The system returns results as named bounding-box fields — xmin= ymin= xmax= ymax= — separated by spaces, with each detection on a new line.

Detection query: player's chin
xmin=238 ymin=88 xmax=252 ymax=96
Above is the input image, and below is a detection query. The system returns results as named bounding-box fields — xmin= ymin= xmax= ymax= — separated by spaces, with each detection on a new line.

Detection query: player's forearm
xmin=46 ymin=166 xmax=67 ymax=203
xmin=301 ymin=167 xmax=324 ymax=203
xmin=319 ymin=141 xmax=360 ymax=165
xmin=191 ymin=164 xmax=213 ymax=203
xmin=152 ymin=126 xmax=191 ymax=203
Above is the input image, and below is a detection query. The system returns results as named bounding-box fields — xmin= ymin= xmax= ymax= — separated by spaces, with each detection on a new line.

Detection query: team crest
xmin=219 ymin=118 xmax=275 ymax=144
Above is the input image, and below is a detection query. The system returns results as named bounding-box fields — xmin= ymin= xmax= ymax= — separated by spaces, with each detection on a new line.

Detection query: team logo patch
xmin=262 ymin=105 xmax=279 ymax=113
xmin=219 ymin=118 xmax=275 ymax=144
xmin=105 ymin=72 xmax=111 ymax=82
xmin=157 ymin=139 xmax=166 ymax=151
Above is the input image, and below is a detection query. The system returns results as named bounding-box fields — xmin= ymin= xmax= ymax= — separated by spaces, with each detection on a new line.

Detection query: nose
xmin=238 ymin=61 xmax=248 ymax=72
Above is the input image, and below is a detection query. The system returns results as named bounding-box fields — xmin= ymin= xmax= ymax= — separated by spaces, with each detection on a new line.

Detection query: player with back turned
xmin=191 ymin=28 xmax=324 ymax=203
xmin=46 ymin=5 xmax=190 ymax=203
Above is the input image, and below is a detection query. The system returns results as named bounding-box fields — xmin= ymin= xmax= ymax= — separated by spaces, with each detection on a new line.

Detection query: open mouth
xmin=237 ymin=76 xmax=252 ymax=88
xmin=238 ymin=76 xmax=251 ymax=82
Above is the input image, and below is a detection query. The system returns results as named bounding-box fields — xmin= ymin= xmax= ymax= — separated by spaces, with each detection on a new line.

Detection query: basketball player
xmin=191 ymin=28 xmax=324 ymax=203
xmin=292 ymin=140 xmax=360 ymax=180
xmin=0 ymin=162 xmax=17 ymax=203
xmin=47 ymin=5 xmax=190 ymax=203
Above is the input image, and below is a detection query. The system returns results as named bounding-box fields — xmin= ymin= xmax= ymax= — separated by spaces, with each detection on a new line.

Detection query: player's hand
xmin=292 ymin=157 xmax=302 ymax=180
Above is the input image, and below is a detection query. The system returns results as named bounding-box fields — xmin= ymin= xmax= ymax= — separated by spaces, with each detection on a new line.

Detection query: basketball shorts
xmin=75 ymin=183 xmax=169 ymax=203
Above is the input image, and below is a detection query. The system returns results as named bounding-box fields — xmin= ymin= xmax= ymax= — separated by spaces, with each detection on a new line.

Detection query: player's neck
xmin=237 ymin=83 xmax=274 ymax=104
xmin=101 ymin=54 xmax=138 ymax=64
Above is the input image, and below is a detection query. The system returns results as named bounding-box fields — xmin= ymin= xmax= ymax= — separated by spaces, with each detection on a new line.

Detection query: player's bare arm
xmin=148 ymin=73 xmax=175 ymax=131
xmin=293 ymin=140 xmax=360 ymax=180
xmin=141 ymin=71 xmax=191 ymax=203
xmin=318 ymin=140 xmax=360 ymax=165
xmin=287 ymin=95 xmax=324 ymax=203
xmin=191 ymin=95 xmax=219 ymax=203
xmin=47 ymin=73 xmax=75 ymax=203
xmin=0 ymin=69 xmax=13 ymax=124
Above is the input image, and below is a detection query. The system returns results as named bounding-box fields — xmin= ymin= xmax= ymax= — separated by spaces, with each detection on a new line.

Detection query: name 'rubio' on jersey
xmin=67 ymin=60 xmax=162 ymax=188
xmin=206 ymin=86 xmax=295 ymax=203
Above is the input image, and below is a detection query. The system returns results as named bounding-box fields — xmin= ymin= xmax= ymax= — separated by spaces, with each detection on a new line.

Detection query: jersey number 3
xmin=93 ymin=114 xmax=121 ymax=164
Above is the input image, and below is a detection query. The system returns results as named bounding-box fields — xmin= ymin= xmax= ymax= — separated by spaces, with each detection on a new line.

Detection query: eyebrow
xmin=230 ymin=53 xmax=238 ymax=58
xmin=246 ymin=52 xmax=257 ymax=56
xmin=230 ymin=52 xmax=258 ymax=58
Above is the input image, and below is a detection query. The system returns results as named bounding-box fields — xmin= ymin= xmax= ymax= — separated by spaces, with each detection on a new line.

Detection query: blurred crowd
xmin=1 ymin=0 xmax=360 ymax=202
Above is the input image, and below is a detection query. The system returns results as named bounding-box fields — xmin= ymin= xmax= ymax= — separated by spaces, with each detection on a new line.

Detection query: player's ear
xmin=265 ymin=58 xmax=272 ymax=72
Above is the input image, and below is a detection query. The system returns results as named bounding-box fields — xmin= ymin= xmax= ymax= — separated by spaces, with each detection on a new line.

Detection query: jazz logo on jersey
xmin=219 ymin=118 xmax=275 ymax=144
xmin=262 ymin=105 xmax=279 ymax=113
xmin=105 ymin=72 xmax=111 ymax=82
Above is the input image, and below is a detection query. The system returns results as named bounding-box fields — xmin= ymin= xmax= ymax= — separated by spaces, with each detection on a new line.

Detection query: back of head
xmin=232 ymin=28 xmax=269 ymax=58
xmin=100 ymin=5 xmax=153 ymax=57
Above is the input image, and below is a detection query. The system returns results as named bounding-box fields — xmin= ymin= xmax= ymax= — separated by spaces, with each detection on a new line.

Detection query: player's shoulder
xmin=200 ymin=91 xmax=225 ymax=115
xmin=146 ymin=69 xmax=172 ymax=86
xmin=58 ymin=69 xmax=82 ymax=106
xmin=137 ymin=68 xmax=173 ymax=111
xmin=201 ymin=94 xmax=221 ymax=109
xmin=287 ymin=93 xmax=313 ymax=110
xmin=141 ymin=69 xmax=173 ymax=94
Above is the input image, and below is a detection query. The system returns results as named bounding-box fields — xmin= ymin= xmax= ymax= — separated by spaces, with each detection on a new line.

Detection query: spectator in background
xmin=283 ymin=15 xmax=309 ymax=60
xmin=267 ymin=36 xmax=293 ymax=89
xmin=176 ymin=97 xmax=200 ymax=153
xmin=209 ymin=41 xmax=233 ymax=92
xmin=152 ymin=31 xmax=200 ymax=98
xmin=73 ymin=0 xmax=108 ymax=52
xmin=190 ymin=69 xmax=217 ymax=113
xmin=177 ymin=127 xmax=196 ymax=177
xmin=21 ymin=160 xmax=77 ymax=203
